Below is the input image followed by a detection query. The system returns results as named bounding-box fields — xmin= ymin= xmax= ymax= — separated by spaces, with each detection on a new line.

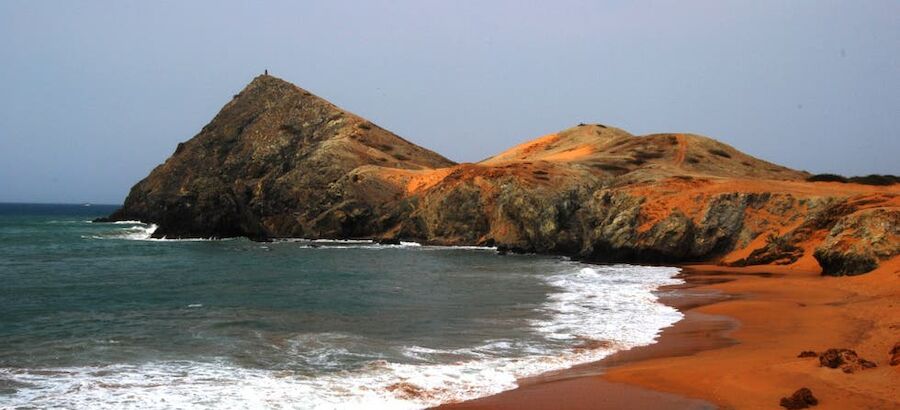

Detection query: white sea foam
xmin=285 ymin=239 xmax=428 ymax=250
xmin=84 ymin=223 xmax=236 ymax=242
xmin=0 ymin=263 xmax=682 ymax=409
xmin=274 ymin=238 xmax=495 ymax=251
xmin=146 ymin=236 xmax=232 ymax=242
xmin=433 ymin=245 xmax=497 ymax=250
xmin=82 ymin=223 xmax=158 ymax=241
xmin=122 ymin=224 xmax=158 ymax=240
xmin=534 ymin=265 xmax=683 ymax=346
xmin=86 ymin=229 xmax=493 ymax=250
xmin=87 ymin=220 xmax=142 ymax=225
xmin=302 ymin=239 xmax=375 ymax=244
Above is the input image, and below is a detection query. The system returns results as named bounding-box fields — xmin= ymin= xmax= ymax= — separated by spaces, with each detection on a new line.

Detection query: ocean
xmin=0 ymin=203 xmax=683 ymax=409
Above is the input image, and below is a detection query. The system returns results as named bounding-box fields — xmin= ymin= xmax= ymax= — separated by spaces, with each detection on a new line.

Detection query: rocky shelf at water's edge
xmin=100 ymin=75 xmax=900 ymax=276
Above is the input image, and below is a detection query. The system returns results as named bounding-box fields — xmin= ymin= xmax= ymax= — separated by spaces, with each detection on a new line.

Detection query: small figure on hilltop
xmin=264 ymin=69 xmax=268 ymax=76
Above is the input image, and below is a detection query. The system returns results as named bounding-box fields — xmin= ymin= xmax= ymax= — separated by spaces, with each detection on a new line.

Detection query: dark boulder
xmin=779 ymin=387 xmax=818 ymax=409
xmin=890 ymin=342 xmax=900 ymax=366
xmin=818 ymin=348 xmax=877 ymax=373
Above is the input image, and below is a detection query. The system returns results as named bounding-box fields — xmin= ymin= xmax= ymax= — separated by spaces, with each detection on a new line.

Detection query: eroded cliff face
xmin=104 ymin=76 xmax=899 ymax=276
xmin=376 ymin=128 xmax=898 ymax=276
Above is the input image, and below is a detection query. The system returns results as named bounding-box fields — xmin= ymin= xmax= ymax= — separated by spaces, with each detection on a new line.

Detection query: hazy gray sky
xmin=1 ymin=1 xmax=897 ymax=204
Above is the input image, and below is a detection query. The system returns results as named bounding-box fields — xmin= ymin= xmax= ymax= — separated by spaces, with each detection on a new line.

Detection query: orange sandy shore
xmin=437 ymin=258 xmax=900 ymax=409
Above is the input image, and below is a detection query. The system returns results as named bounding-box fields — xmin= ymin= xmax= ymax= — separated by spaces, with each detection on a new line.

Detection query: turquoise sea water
xmin=0 ymin=203 xmax=683 ymax=409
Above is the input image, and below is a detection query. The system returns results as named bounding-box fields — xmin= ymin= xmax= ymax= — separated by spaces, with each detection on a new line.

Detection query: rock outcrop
xmin=102 ymin=75 xmax=900 ymax=275
xmin=813 ymin=208 xmax=899 ymax=276
xmin=102 ymin=75 xmax=454 ymax=239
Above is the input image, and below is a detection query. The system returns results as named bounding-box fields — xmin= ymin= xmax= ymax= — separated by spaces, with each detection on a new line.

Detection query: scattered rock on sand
xmin=818 ymin=348 xmax=877 ymax=373
xmin=797 ymin=351 xmax=818 ymax=358
xmin=890 ymin=342 xmax=900 ymax=366
xmin=386 ymin=382 xmax=428 ymax=400
xmin=573 ymin=338 xmax=616 ymax=352
xmin=780 ymin=387 xmax=818 ymax=409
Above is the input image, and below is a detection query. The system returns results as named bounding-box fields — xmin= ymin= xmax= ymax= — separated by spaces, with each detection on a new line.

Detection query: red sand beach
xmin=439 ymin=259 xmax=900 ymax=409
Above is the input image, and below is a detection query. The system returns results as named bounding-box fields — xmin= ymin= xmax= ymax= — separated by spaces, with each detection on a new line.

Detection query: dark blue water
xmin=0 ymin=203 xmax=682 ymax=409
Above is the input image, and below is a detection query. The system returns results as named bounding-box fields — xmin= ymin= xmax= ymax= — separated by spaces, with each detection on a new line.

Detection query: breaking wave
xmin=1 ymin=264 xmax=682 ymax=409
xmin=85 ymin=222 xmax=233 ymax=242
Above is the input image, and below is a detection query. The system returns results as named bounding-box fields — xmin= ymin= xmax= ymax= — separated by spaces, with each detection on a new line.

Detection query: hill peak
xmin=482 ymin=122 xmax=805 ymax=181
xmin=245 ymin=73 xmax=310 ymax=92
xmin=228 ymin=74 xmax=338 ymax=113
xmin=109 ymin=74 xmax=453 ymax=238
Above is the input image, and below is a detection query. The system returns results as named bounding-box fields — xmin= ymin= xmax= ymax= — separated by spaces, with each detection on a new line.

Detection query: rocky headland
xmin=101 ymin=75 xmax=899 ymax=276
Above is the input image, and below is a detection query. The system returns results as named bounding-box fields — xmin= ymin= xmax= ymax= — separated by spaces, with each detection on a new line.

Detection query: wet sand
xmin=438 ymin=259 xmax=900 ymax=409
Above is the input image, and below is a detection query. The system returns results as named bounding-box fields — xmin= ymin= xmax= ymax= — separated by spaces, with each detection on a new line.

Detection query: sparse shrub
xmin=633 ymin=150 xmax=665 ymax=160
xmin=765 ymin=233 xmax=797 ymax=251
xmin=686 ymin=157 xmax=701 ymax=164
xmin=593 ymin=163 xmax=629 ymax=172
xmin=394 ymin=154 xmax=409 ymax=161
xmin=807 ymin=173 xmax=848 ymax=183
xmin=849 ymin=174 xmax=900 ymax=185
xmin=806 ymin=173 xmax=899 ymax=185
xmin=279 ymin=124 xmax=303 ymax=136
xmin=357 ymin=122 xmax=372 ymax=130
xmin=709 ymin=148 xmax=732 ymax=158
